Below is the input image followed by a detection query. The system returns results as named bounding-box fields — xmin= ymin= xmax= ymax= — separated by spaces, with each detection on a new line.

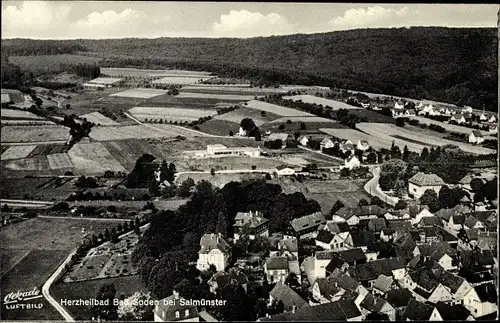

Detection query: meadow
xmin=406 ymin=115 xmax=492 ymax=135
xmin=282 ymin=94 xmax=362 ymax=110
xmin=1 ymin=145 xmax=37 ymax=160
xmin=151 ymin=76 xmax=210 ymax=85
xmin=244 ymin=100 xmax=315 ymax=117
xmin=109 ymin=88 xmax=167 ymax=99
xmin=79 ymin=112 xmax=119 ymax=126
xmin=176 ymin=92 xmax=256 ymax=101
xmin=129 ymin=106 xmax=218 ymax=122
xmin=100 ymin=67 xmax=212 ymax=78
xmin=67 ymin=142 xmax=127 ymax=174
xmin=88 ymin=124 xmax=184 ymax=141
xmin=175 ymin=172 xmax=267 ymax=188
xmin=214 ymin=107 xmax=281 ymax=126
xmin=0 ymin=125 xmax=69 ymax=143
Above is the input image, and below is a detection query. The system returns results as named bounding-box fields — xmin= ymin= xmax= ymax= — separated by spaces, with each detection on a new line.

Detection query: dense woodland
xmin=1 ymin=27 xmax=497 ymax=110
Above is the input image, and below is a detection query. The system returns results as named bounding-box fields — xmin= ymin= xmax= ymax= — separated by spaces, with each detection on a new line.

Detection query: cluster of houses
xmin=154 ymin=188 xmax=498 ymax=322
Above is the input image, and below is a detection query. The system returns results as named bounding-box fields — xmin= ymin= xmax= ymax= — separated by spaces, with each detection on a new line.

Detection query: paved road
xmin=364 ymin=166 xmax=399 ymax=206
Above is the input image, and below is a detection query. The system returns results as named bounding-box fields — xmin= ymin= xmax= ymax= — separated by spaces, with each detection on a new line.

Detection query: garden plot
xmin=68 ymin=142 xmax=127 ymax=174
xmin=65 ymin=254 xmax=110 ymax=282
xmin=177 ymin=92 xmax=256 ymax=101
xmin=79 ymin=112 xmax=119 ymax=125
xmin=244 ymin=100 xmax=315 ymax=117
xmin=47 ymin=153 xmax=74 ymax=169
xmin=151 ymin=76 xmax=210 ymax=85
xmin=1 ymin=108 xmax=44 ymax=119
xmin=89 ymin=125 xmax=182 ymax=141
xmin=1 ymin=125 xmax=69 ymax=143
xmin=129 ymin=107 xmax=217 ymax=122
xmin=214 ymin=107 xmax=280 ymax=126
xmin=98 ymin=254 xmax=136 ymax=278
xmin=1 ymin=145 xmax=37 ymax=160
xmin=356 ymin=123 xmax=495 ymax=155
xmin=110 ymin=88 xmax=167 ymax=99
xmin=283 ymin=95 xmax=362 ymax=110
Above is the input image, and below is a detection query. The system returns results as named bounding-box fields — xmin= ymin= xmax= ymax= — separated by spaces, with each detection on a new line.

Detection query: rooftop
xmin=402 ymin=299 xmax=434 ymax=321
xmin=290 ymin=212 xmax=325 ymax=233
xmin=269 ymin=282 xmax=309 ymax=312
xmin=408 ymin=172 xmax=445 ymax=186
xmin=199 ymin=233 xmax=231 ymax=254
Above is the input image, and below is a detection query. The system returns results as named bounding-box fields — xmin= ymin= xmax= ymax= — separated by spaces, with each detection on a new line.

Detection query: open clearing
xmin=101 ymin=67 xmax=212 ymax=78
xmin=283 ymin=95 xmax=362 ymax=110
xmin=214 ymin=107 xmax=281 ymax=126
xmin=1 ymin=108 xmax=44 ymax=119
xmin=109 ymin=88 xmax=166 ymax=99
xmin=68 ymin=142 xmax=127 ymax=174
xmin=1 ymin=145 xmax=37 ymax=160
xmin=244 ymin=100 xmax=315 ymax=117
xmin=177 ymin=92 xmax=256 ymax=101
xmin=129 ymin=106 xmax=217 ymax=122
xmin=89 ymin=124 xmax=185 ymax=141
xmin=356 ymin=122 xmax=495 ymax=155
xmin=79 ymin=112 xmax=119 ymax=125
xmin=0 ymin=125 xmax=69 ymax=143
xmin=406 ymin=115 xmax=492 ymax=136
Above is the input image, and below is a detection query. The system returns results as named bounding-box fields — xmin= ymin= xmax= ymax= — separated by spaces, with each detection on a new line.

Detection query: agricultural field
xmin=151 ymin=76 xmax=210 ymax=85
xmin=67 ymin=142 xmax=127 ymax=174
xmin=109 ymin=88 xmax=167 ymax=99
xmin=1 ymin=119 xmax=55 ymax=125
xmin=356 ymin=123 xmax=495 ymax=155
xmin=175 ymin=172 xmax=267 ymax=188
xmin=268 ymin=116 xmax=336 ymax=124
xmin=178 ymin=156 xmax=285 ymax=172
xmin=128 ymin=106 xmax=218 ymax=122
xmin=0 ymin=248 xmax=31 ymax=277
xmin=51 ymin=275 xmax=146 ymax=320
xmin=244 ymin=100 xmax=315 ymax=117
xmin=281 ymin=85 xmax=330 ymax=91
xmin=88 ymin=124 xmax=184 ymax=141
xmin=181 ymin=85 xmax=289 ymax=94
xmin=214 ymin=107 xmax=281 ymax=126
xmin=79 ymin=112 xmax=119 ymax=125
xmin=276 ymin=151 xmax=342 ymax=168
xmin=47 ymin=153 xmax=74 ymax=169
xmin=1 ymin=108 xmax=44 ymax=120
xmin=70 ymin=199 xmax=188 ymax=211
xmin=9 ymin=54 xmax=101 ymax=75
xmin=100 ymin=67 xmax=212 ymax=78
xmin=0 ymin=125 xmax=69 ymax=143
xmin=3 ymin=156 xmax=52 ymax=172
xmin=1 ymin=145 xmax=37 ymax=160
xmin=319 ymin=127 xmax=396 ymax=151
xmin=203 ymin=77 xmax=251 ymax=84
xmin=260 ymin=118 xmax=341 ymax=134
xmin=177 ymin=92 xmax=256 ymax=101
xmin=197 ymin=119 xmax=240 ymax=136
xmin=406 ymin=115 xmax=492 ymax=136
xmin=27 ymin=144 xmax=69 ymax=157
xmin=282 ymin=95 xmax=362 ymax=110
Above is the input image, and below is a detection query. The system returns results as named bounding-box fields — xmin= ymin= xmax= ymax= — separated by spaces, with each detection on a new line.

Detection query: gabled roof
xmin=339 ymin=248 xmax=366 ymax=264
xmin=263 ymin=299 xmax=360 ymax=321
xmin=345 ymin=155 xmax=359 ymax=163
xmin=434 ymin=302 xmax=471 ymax=320
xmin=452 ymin=214 xmax=466 ymax=225
xmin=265 ymin=257 xmax=289 ymax=270
xmin=350 ymin=230 xmax=376 ymax=247
xmin=408 ymin=172 xmax=445 ymax=186
xmin=154 ymin=295 xmax=199 ymax=321
xmin=368 ymin=218 xmax=387 ymax=231
xmin=387 ymin=220 xmax=412 ymax=231
xmin=402 ymin=299 xmax=434 ymax=321
xmin=316 ymin=230 xmax=335 ymax=244
xmin=269 ymin=282 xmax=309 ymax=311
xmin=474 ymin=283 xmax=497 ymax=303
xmin=373 ymin=274 xmax=394 ymax=292
xmin=326 ymin=221 xmax=350 ymax=233
xmin=290 ymin=212 xmax=325 ymax=232
xmin=316 ymin=250 xmax=336 ymax=260
xmin=386 ymin=288 xmax=413 ymax=308
xmin=418 ymin=216 xmax=442 ymax=227
xmin=325 ymin=255 xmax=347 ymax=273
xmin=329 ymin=272 xmax=360 ymax=292
xmin=471 ymin=130 xmax=483 ymax=137
xmin=360 ymin=293 xmax=390 ymax=313
xmin=275 ymin=237 xmax=299 ymax=253
xmin=347 ymin=257 xmax=404 ymax=282
xmin=315 ymin=277 xmax=342 ymax=298
xmin=234 ymin=211 xmax=268 ymax=228
xmin=276 ymin=165 xmax=294 ymax=171
xmin=409 ymin=269 xmax=440 ymax=291
xmin=431 ymin=266 xmax=466 ymax=293
xmin=199 ymin=233 xmax=231 ymax=254
xmin=464 ymin=215 xmax=479 ymax=228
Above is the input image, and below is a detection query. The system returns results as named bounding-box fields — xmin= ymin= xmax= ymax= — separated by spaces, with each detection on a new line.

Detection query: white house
xmin=408 ymin=172 xmax=446 ymax=199
xmin=264 ymin=257 xmax=289 ymax=284
xmin=488 ymin=124 xmax=497 ymax=134
xmin=311 ymin=277 xmax=344 ymax=304
xmin=410 ymin=208 xmax=435 ymax=226
xmin=356 ymin=140 xmax=370 ymax=151
xmin=487 ymin=115 xmax=496 ymax=123
xmin=315 ymin=231 xmax=350 ymax=251
xmin=451 ymin=114 xmax=466 ymax=124
xmin=394 ymin=100 xmax=405 ymax=110
xmin=463 ymin=283 xmax=498 ymax=318
xmin=340 ymin=140 xmax=355 ymax=153
xmin=237 ymin=126 xmax=247 ymax=137
xmin=479 ymin=112 xmax=488 ymax=121
xmin=233 ymin=211 xmax=269 ymax=241
xmin=344 ymin=155 xmax=361 ymax=170
xmin=462 ymin=106 xmax=473 ymax=114
xmin=468 ymin=130 xmax=484 ymax=144
xmin=405 ymin=109 xmax=416 ymax=116
xmin=276 ymin=165 xmax=296 ymax=176
xmin=298 ymin=135 xmax=309 ymax=146
xmin=196 ymin=233 xmax=231 ymax=272
xmin=154 ymin=292 xmax=200 ymax=322
xmin=421 ymin=104 xmax=438 ymax=116
xmin=320 ymin=138 xmax=335 ymax=150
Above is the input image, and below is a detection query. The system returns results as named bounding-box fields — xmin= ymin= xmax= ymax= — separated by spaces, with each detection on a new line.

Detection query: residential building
xmin=401 ymin=299 xmax=434 ymax=321
xmin=264 ymin=257 xmax=289 ymax=283
xmin=260 ymin=299 xmax=361 ymax=321
xmin=276 ymin=165 xmax=296 ymax=177
xmin=268 ymin=133 xmax=289 ymax=142
xmin=385 ymin=288 xmax=413 ymax=313
xmin=269 ymin=282 xmax=309 ymax=313
xmin=154 ymin=292 xmax=200 ymax=322
xmin=347 ymin=257 xmax=405 ymax=288
xmin=430 ymin=301 xmax=473 ymax=321
xmin=315 ymin=230 xmax=350 ymax=251
xmin=297 ymin=135 xmax=309 ymax=146
xmin=320 ymin=138 xmax=335 ymax=150
xmin=270 ymin=237 xmax=300 ymax=276
xmin=468 ymin=130 xmax=485 ymax=144
xmin=488 ymin=124 xmax=497 ymax=134
xmin=372 ymin=274 xmax=395 ymax=296
xmin=196 ymin=233 xmax=231 ymax=272
xmin=463 ymin=283 xmax=498 ymax=318
xmin=205 ymin=144 xmax=261 ymax=157
xmin=345 ymin=230 xmax=376 ymax=252
xmin=408 ymin=172 xmax=446 ymax=199
xmin=336 ymin=205 xmax=385 ymax=226
xmin=451 ymin=114 xmax=466 ymax=124
xmin=207 ymin=267 xmax=249 ymax=293
xmin=340 ymin=140 xmax=355 ymax=153
xmin=394 ymin=100 xmax=405 ymax=110
xmin=311 ymin=276 xmax=344 ymax=303
xmin=84 ymin=77 xmax=124 ymax=88
xmin=409 ymin=208 xmax=434 ymax=226
xmin=344 ymin=155 xmax=361 ymax=170
xmin=360 ymin=293 xmax=396 ymax=321
xmin=356 ymin=140 xmax=370 ymax=151
xmin=233 ymin=211 xmax=269 ymax=241
xmin=286 ymin=212 xmax=326 ymax=239
xmin=404 ymin=109 xmax=416 ymax=116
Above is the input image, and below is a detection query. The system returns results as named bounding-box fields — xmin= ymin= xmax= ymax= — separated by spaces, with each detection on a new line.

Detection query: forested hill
xmin=2 ymin=27 xmax=498 ymax=110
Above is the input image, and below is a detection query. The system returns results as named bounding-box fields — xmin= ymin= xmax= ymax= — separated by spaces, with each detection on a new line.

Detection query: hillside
xmin=2 ymin=27 xmax=498 ymax=110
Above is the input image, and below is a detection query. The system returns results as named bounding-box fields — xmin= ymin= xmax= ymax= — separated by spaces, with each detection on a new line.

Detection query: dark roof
xmin=402 ymin=299 xmax=434 ymax=321
xmin=418 ymin=216 xmax=442 ymax=227
xmin=432 ymin=266 xmax=466 ymax=293
xmin=368 ymin=218 xmax=387 ymax=231
xmin=262 ymin=300 xmax=356 ymax=321
xmin=474 ymin=283 xmax=498 ymax=303
xmin=434 ymin=301 xmax=471 ymax=320
xmin=413 ymin=286 xmax=432 ymax=299
xmin=409 ymin=172 xmax=445 ymax=186
xmin=325 ymin=256 xmax=347 ymax=273
xmin=316 ymin=230 xmax=334 ymax=244
xmin=452 ymin=214 xmax=466 ymax=225
xmin=409 ymin=270 xmax=440 ymax=291
xmin=336 ymin=299 xmax=363 ymax=319
xmin=199 ymin=233 xmax=231 ymax=254
xmin=269 ymin=282 xmax=309 ymax=312
xmin=381 ymin=228 xmax=396 ymax=235
xmin=350 ymin=230 xmax=376 ymax=247
xmin=386 ymin=288 xmax=413 ymax=308
xmin=338 ymin=248 xmax=366 ymax=264
xmin=337 ymin=205 xmax=385 ymax=219
xmin=347 ymin=257 xmax=404 ymax=282
xmin=210 ymin=268 xmax=249 ymax=287
xmin=472 ymin=211 xmax=495 ymax=222
xmin=265 ymin=257 xmax=289 ymax=270
xmin=329 ymin=272 xmax=359 ymax=291
xmin=315 ymin=277 xmax=342 ymax=298
xmin=408 ymin=204 xmax=430 ymax=218
xmin=154 ymin=295 xmax=199 ymax=321
xmin=387 ymin=220 xmax=412 ymax=230
xmin=290 ymin=212 xmax=325 ymax=232
xmin=316 ymin=250 xmax=336 ymax=260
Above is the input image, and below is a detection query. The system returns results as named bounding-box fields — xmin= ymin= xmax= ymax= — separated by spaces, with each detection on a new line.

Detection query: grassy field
xmin=177 ymin=92 xmax=256 ymax=101
xmin=27 ymin=144 xmax=69 ymax=157
xmin=214 ymin=107 xmax=281 ymax=126
xmin=129 ymin=106 xmax=218 ymax=122
xmin=0 ymin=109 xmax=44 ymax=120
xmin=180 ymin=85 xmax=288 ymax=95
xmin=9 ymin=54 xmax=101 ymax=75
xmin=0 ymin=125 xmax=69 ymax=143
xmin=151 ymin=76 xmax=210 ymax=84
xmin=79 ymin=112 xmax=119 ymax=126
xmin=1 ymin=145 xmax=37 ymax=160
xmin=47 ymin=153 xmax=74 ymax=169
xmin=348 ymin=109 xmax=395 ymax=124
xmin=68 ymin=142 xmax=127 ymax=174
xmin=0 ymin=177 xmax=77 ymax=200
xmin=197 ymin=119 xmax=240 ymax=136
xmin=283 ymin=94 xmax=362 ymax=110
xmin=175 ymin=172 xmax=267 ymax=188
xmin=51 ymin=275 xmax=147 ymax=320
xmin=244 ymin=100 xmax=315 ymax=117
xmin=88 ymin=124 xmax=185 ymax=141
xmin=110 ymin=88 xmax=167 ymax=99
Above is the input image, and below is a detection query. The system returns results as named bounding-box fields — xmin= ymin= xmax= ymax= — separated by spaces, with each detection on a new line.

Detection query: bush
xmin=395 ymin=118 xmax=405 ymax=127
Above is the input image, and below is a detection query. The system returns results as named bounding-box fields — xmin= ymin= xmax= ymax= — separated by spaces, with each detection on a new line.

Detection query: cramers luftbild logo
xmin=3 ymin=287 xmax=44 ymax=310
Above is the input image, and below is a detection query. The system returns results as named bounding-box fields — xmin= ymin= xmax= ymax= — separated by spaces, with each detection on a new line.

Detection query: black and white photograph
xmin=0 ymin=1 xmax=498 ymax=322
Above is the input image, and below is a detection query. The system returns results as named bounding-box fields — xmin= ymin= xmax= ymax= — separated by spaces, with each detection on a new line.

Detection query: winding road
xmin=363 ymin=166 xmax=399 ymax=206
